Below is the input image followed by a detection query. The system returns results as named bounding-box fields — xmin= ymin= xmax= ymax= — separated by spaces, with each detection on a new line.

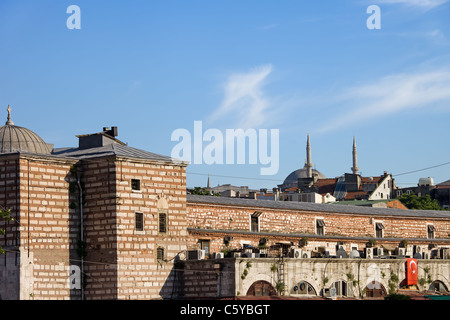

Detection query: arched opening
xmin=292 ymin=280 xmax=317 ymax=296
xmin=246 ymin=280 xmax=277 ymax=297
xmin=365 ymin=280 xmax=387 ymax=298
xmin=429 ymin=280 xmax=448 ymax=293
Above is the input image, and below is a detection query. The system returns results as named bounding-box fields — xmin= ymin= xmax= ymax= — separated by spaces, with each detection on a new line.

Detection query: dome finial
xmin=6 ymin=105 xmax=14 ymax=125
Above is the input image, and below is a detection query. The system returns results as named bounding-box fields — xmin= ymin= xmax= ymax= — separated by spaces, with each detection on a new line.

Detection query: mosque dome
xmin=0 ymin=105 xmax=53 ymax=154
xmin=283 ymin=168 xmax=326 ymax=186
xmin=278 ymin=134 xmax=326 ymax=191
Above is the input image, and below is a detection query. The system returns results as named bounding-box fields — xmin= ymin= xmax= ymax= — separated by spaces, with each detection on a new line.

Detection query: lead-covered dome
xmin=0 ymin=105 xmax=53 ymax=154
xmin=283 ymin=167 xmax=326 ymax=185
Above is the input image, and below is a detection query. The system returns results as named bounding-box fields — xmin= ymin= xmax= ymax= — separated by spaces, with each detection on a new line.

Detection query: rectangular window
xmin=316 ymin=219 xmax=325 ymax=236
xmin=135 ymin=212 xmax=144 ymax=231
xmin=375 ymin=222 xmax=384 ymax=238
xmin=427 ymin=225 xmax=435 ymax=239
xmin=131 ymin=179 xmax=141 ymax=191
xmin=159 ymin=211 xmax=167 ymax=233
xmin=157 ymin=247 xmax=164 ymax=262
xmin=199 ymin=239 xmax=211 ymax=258
xmin=251 ymin=217 xmax=259 ymax=232
xmin=251 ymin=211 xmax=262 ymax=232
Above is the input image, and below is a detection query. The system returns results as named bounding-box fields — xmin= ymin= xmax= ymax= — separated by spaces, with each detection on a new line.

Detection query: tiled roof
xmin=314 ymin=178 xmax=337 ymax=195
xmin=52 ymin=144 xmax=184 ymax=164
xmin=187 ymin=194 xmax=450 ymax=219
xmin=436 ymin=179 xmax=450 ymax=187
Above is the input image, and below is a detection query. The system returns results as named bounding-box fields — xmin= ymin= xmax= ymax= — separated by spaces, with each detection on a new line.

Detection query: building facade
xmin=0 ymin=108 xmax=449 ymax=300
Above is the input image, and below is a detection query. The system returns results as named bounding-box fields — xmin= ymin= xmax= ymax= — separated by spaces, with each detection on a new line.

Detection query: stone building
xmin=185 ymin=195 xmax=450 ymax=299
xmin=0 ymin=106 xmax=449 ymax=300
xmin=0 ymin=107 xmax=188 ymax=300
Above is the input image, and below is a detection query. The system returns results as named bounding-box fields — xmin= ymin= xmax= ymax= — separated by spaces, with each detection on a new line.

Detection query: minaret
xmin=304 ymin=133 xmax=313 ymax=178
xmin=6 ymin=105 xmax=14 ymax=125
xmin=207 ymin=174 xmax=211 ymax=189
xmin=351 ymin=136 xmax=360 ymax=175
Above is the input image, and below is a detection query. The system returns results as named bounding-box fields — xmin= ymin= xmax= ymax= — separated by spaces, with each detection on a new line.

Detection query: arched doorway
xmin=246 ymin=280 xmax=277 ymax=297
xmin=365 ymin=280 xmax=387 ymax=298
xmin=429 ymin=280 xmax=448 ymax=293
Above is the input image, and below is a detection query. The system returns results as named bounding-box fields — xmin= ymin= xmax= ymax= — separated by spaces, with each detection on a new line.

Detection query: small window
xmin=251 ymin=216 xmax=259 ymax=232
xmin=159 ymin=211 xmax=167 ymax=233
xmin=199 ymin=240 xmax=211 ymax=258
xmin=135 ymin=212 xmax=144 ymax=231
xmin=427 ymin=225 xmax=435 ymax=239
xmin=131 ymin=179 xmax=141 ymax=191
xmin=316 ymin=219 xmax=325 ymax=236
xmin=157 ymin=247 xmax=164 ymax=262
xmin=375 ymin=222 xmax=384 ymax=238
xmin=250 ymin=211 xmax=261 ymax=232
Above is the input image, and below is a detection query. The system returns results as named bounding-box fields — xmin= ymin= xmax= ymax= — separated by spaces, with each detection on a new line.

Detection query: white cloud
xmin=208 ymin=64 xmax=274 ymax=128
xmin=317 ymin=69 xmax=450 ymax=133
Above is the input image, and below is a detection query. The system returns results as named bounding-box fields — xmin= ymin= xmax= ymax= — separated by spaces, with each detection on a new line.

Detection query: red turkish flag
xmin=406 ymin=258 xmax=418 ymax=286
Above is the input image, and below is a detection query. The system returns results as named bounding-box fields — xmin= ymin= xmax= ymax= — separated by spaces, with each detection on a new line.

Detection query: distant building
xmin=278 ymin=135 xmax=395 ymax=204
xmin=395 ymin=177 xmax=436 ymax=199
xmin=393 ymin=177 xmax=450 ymax=209
xmin=434 ymin=179 xmax=450 ymax=209
xmin=278 ymin=134 xmax=326 ymax=192
xmin=208 ymin=183 xmax=258 ymax=198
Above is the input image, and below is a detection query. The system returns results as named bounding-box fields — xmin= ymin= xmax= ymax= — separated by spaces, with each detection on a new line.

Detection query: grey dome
xmin=283 ymin=168 xmax=326 ymax=185
xmin=0 ymin=106 xmax=52 ymax=154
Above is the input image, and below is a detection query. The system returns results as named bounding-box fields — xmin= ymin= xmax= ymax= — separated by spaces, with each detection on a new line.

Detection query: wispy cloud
xmin=378 ymin=0 xmax=449 ymax=10
xmin=317 ymin=68 xmax=450 ymax=133
xmin=259 ymin=23 xmax=279 ymax=31
xmin=394 ymin=29 xmax=449 ymax=45
xmin=208 ymin=64 xmax=275 ymax=128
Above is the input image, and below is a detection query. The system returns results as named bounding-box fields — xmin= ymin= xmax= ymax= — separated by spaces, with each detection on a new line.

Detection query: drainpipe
xmin=76 ymin=169 xmax=84 ymax=300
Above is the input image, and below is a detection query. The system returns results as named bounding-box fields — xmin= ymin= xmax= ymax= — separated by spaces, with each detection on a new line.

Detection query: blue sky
xmin=1 ymin=0 xmax=450 ymax=189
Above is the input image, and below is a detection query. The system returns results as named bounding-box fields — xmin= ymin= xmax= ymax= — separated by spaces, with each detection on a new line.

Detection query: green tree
xmin=0 ymin=208 xmax=13 ymax=254
xmin=189 ymin=187 xmax=221 ymax=196
xmin=398 ymin=193 xmax=442 ymax=210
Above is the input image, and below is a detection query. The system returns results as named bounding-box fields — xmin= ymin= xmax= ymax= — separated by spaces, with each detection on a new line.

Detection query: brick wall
xmin=112 ymin=158 xmax=188 ymax=299
xmin=1 ymin=153 xmax=190 ymax=300
xmin=180 ymin=259 xmax=235 ymax=298
xmin=1 ymin=155 xmax=78 ymax=300
xmin=81 ymin=157 xmax=118 ymax=299
xmin=186 ymin=200 xmax=450 ymax=257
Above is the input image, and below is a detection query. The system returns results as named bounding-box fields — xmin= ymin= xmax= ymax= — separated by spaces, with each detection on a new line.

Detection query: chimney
xmin=104 ymin=126 xmax=118 ymax=138
xmin=78 ymin=126 xmax=120 ymax=149
xmin=273 ymin=187 xmax=280 ymax=201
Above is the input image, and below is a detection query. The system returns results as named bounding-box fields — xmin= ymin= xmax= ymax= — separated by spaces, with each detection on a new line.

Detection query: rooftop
xmin=186 ymin=194 xmax=450 ymax=219
xmin=52 ymin=143 xmax=180 ymax=164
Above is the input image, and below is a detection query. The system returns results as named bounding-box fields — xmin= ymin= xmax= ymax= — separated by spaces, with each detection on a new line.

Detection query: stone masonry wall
xmin=187 ymin=202 xmax=450 ymax=239
xmin=81 ymin=157 xmax=119 ymax=300
xmin=114 ymin=158 xmax=188 ymax=299
xmin=19 ymin=156 xmax=76 ymax=300
xmin=0 ymin=156 xmax=20 ymax=299
xmin=183 ymin=258 xmax=450 ymax=299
